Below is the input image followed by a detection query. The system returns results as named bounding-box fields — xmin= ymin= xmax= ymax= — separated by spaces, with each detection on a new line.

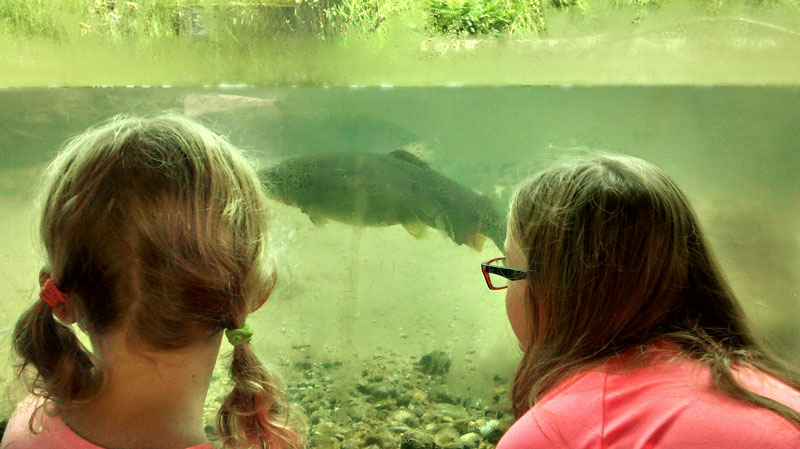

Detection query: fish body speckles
xmin=260 ymin=151 xmax=506 ymax=252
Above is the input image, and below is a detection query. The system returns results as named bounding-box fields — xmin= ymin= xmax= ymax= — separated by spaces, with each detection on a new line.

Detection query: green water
xmin=0 ymin=86 xmax=798 ymax=436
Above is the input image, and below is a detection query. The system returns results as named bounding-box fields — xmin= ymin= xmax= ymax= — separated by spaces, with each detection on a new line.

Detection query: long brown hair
xmin=508 ymin=154 xmax=800 ymax=426
xmin=12 ymin=113 xmax=305 ymax=448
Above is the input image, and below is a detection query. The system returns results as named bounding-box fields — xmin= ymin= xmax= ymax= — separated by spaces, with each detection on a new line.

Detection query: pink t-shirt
xmin=498 ymin=351 xmax=800 ymax=449
xmin=1 ymin=395 xmax=216 ymax=449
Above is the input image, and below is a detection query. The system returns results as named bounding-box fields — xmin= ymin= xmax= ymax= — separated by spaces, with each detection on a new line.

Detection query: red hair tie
xmin=40 ymin=279 xmax=68 ymax=308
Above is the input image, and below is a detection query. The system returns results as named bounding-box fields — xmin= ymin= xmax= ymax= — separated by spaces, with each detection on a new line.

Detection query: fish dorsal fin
xmin=389 ymin=150 xmax=429 ymax=168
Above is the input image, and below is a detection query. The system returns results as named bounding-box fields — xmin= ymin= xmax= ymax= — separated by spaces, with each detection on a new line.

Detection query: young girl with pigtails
xmin=1 ymin=114 xmax=305 ymax=449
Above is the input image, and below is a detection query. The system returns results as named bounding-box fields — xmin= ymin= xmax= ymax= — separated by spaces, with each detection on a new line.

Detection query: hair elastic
xmin=40 ymin=279 xmax=68 ymax=308
xmin=225 ymin=324 xmax=253 ymax=346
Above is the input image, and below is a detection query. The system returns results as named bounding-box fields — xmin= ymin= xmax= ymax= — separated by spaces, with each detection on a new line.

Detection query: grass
xmin=0 ymin=0 xmax=420 ymax=41
xmin=1 ymin=0 xmax=511 ymax=41
xmin=2 ymin=0 xmax=798 ymax=41
xmin=1 ymin=0 xmax=799 ymax=86
xmin=0 ymin=0 xmax=66 ymax=39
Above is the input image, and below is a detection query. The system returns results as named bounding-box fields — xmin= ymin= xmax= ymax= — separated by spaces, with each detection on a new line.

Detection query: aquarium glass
xmin=0 ymin=86 xmax=798 ymax=446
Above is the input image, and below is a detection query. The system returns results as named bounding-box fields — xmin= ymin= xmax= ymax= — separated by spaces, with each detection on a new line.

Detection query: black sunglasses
xmin=481 ymin=257 xmax=531 ymax=290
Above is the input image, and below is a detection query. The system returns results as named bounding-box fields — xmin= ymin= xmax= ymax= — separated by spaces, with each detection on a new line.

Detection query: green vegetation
xmin=1 ymin=0 xmax=799 ymax=86
xmin=429 ymin=0 xmax=527 ymax=35
xmin=1 ymin=0 xmax=798 ymax=41
xmin=0 ymin=0 xmax=418 ymax=41
xmin=0 ymin=0 xmax=66 ymax=39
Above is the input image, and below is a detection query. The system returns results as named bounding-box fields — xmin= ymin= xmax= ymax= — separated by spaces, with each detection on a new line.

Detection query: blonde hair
xmin=12 ymin=113 xmax=305 ymax=448
xmin=508 ymin=154 xmax=800 ymax=426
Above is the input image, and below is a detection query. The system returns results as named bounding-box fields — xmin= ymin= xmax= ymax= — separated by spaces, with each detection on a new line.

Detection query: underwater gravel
xmin=204 ymin=348 xmax=514 ymax=448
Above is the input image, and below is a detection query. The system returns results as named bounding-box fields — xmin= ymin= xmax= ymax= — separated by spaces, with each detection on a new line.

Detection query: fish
xmin=260 ymin=150 xmax=507 ymax=252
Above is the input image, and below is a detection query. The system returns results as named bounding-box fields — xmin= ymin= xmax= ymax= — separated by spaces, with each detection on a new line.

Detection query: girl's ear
xmin=252 ymin=269 xmax=278 ymax=313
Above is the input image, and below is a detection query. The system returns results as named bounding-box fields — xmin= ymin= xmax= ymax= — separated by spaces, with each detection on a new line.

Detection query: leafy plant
xmin=427 ymin=0 xmax=546 ymax=35
xmin=292 ymin=0 xmax=413 ymax=39
xmin=427 ymin=0 xmax=515 ymax=35
xmin=85 ymin=0 xmax=179 ymax=39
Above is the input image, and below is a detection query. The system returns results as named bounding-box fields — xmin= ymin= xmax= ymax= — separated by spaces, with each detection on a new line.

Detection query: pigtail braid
xmin=12 ymin=300 xmax=103 ymax=414
xmin=217 ymin=341 xmax=305 ymax=449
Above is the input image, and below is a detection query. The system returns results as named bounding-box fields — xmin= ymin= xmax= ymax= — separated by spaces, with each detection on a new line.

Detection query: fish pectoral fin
xmin=465 ymin=233 xmax=487 ymax=252
xmin=307 ymin=211 xmax=328 ymax=226
xmin=401 ymin=221 xmax=428 ymax=240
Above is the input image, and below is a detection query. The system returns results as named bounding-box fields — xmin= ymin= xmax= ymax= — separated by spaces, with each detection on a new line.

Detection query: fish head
xmin=260 ymin=163 xmax=292 ymax=204
xmin=259 ymin=158 xmax=317 ymax=207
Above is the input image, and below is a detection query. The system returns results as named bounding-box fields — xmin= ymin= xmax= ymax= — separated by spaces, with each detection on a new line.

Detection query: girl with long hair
xmin=481 ymin=154 xmax=800 ymax=448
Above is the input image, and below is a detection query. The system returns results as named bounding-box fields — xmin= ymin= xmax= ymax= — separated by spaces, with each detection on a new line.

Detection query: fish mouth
xmin=259 ymin=168 xmax=287 ymax=199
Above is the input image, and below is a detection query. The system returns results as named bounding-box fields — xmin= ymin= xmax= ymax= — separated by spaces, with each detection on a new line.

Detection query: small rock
xmin=315 ymin=419 xmax=336 ymax=435
xmin=429 ymin=386 xmax=459 ymax=405
xmin=400 ymin=429 xmax=434 ymax=449
xmin=353 ymin=422 xmax=372 ymax=433
xmin=391 ymin=410 xmax=421 ymax=428
xmin=479 ymin=419 xmax=503 ymax=443
xmin=397 ymin=393 xmax=413 ymax=407
xmin=309 ymin=434 xmax=339 ymax=449
xmin=357 ymin=380 xmax=372 ymax=395
xmin=453 ymin=419 xmax=479 ymax=434
xmin=409 ymin=389 xmax=428 ymax=406
xmin=432 ymin=403 xmax=470 ymax=421
xmin=346 ymin=405 xmax=365 ymax=421
xmin=311 ymin=409 xmax=332 ymax=425
xmin=295 ymin=361 xmax=313 ymax=371
xmin=433 ymin=426 xmax=464 ymax=449
xmin=371 ymin=383 xmax=398 ymax=400
xmin=365 ymin=429 xmax=397 ymax=449
xmin=491 ymin=386 xmax=508 ymax=404
xmin=418 ymin=350 xmax=451 ymax=375
xmin=332 ymin=407 xmax=350 ymax=424
xmin=460 ymin=432 xmax=481 ymax=448
xmin=340 ymin=440 xmax=360 ymax=449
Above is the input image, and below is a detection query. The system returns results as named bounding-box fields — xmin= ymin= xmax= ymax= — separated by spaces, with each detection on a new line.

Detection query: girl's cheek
xmin=505 ymin=280 xmax=529 ymax=348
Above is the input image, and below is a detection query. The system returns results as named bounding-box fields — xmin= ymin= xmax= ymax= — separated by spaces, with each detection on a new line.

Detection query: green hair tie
xmin=225 ymin=324 xmax=253 ymax=346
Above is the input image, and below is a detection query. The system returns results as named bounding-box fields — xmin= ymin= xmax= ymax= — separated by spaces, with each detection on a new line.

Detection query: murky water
xmin=1 ymin=86 xmax=798 ymax=436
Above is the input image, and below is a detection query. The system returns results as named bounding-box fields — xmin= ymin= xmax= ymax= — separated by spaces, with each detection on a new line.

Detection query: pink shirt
xmin=498 ymin=351 xmax=800 ymax=449
xmin=1 ymin=395 xmax=216 ymax=449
